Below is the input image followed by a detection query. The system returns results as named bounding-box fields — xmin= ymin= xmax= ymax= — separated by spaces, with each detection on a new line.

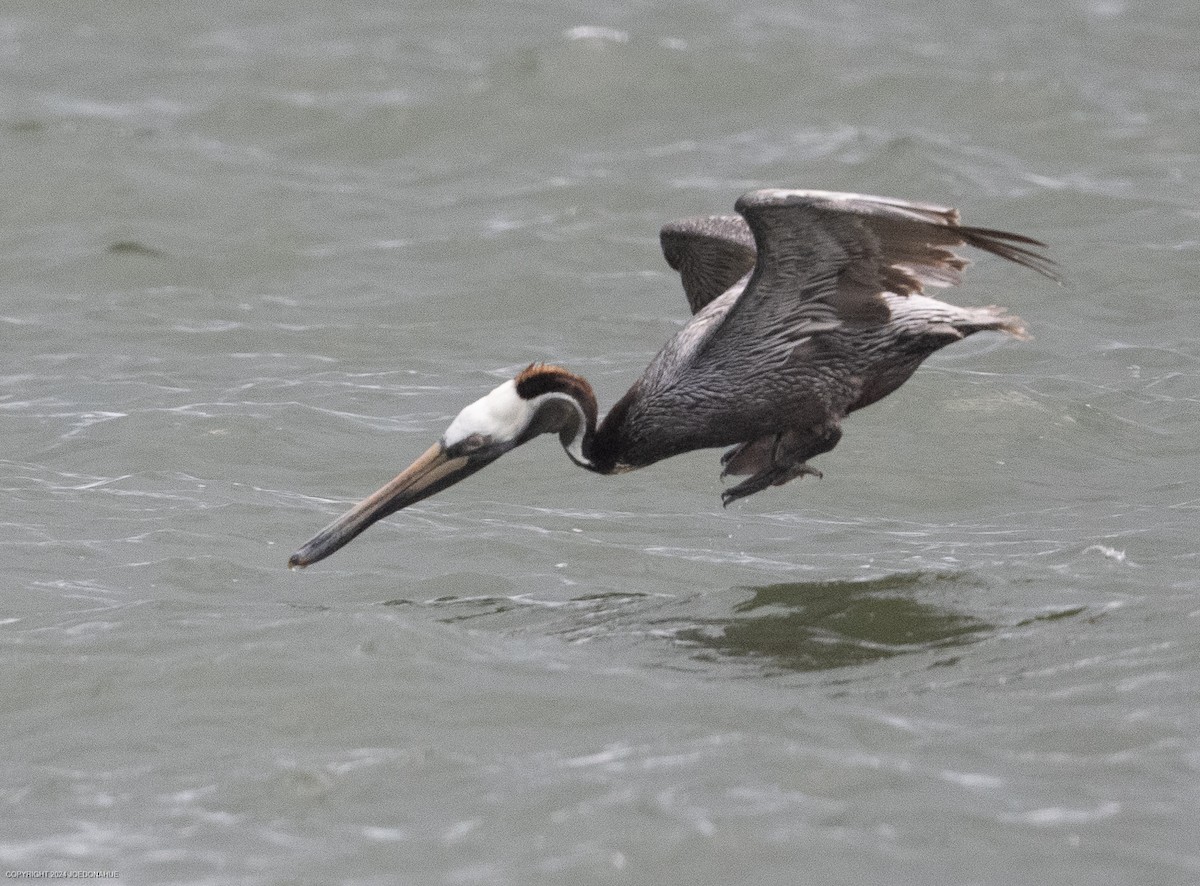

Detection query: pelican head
xmin=287 ymin=365 xmax=596 ymax=568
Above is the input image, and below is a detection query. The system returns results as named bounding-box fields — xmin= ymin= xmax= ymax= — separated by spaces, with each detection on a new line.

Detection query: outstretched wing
xmin=660 ymin=215 xmax=757 ymax=314
xmin=717 ymin=189 xmax=1060 ymax=343
xmin=624 ymin=189 xmax=1058 ymax=452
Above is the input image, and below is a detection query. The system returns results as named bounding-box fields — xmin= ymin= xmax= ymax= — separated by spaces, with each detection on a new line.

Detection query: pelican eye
xmin=456 ymin=433 xmax=491 ymax=454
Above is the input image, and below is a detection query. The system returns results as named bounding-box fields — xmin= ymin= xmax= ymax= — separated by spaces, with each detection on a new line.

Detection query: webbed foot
xmin=718 ymin=424 xmax=842 ymax=507
xmin=721 ymin=462 xmax=822 ymax=507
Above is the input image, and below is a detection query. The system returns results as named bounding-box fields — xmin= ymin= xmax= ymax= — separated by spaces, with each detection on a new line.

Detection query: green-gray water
xmin=4 ymin=2 xmax=1198 ymax=883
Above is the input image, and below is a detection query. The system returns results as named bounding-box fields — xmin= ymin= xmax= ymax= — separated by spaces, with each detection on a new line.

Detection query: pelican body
xmin=289 ymin=189 xmax=1057 ymax=568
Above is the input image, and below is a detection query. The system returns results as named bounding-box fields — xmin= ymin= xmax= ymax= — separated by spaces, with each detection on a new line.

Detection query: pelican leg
xmin=720 ymin=439 xmax=769 ymax=476
xmin=720 ymin=424 xmax=842 ymax=507
xmin=721 ymin=462 xmax=821 ymax=506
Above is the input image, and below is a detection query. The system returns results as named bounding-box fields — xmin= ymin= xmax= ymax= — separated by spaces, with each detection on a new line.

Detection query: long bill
xmin=287 ymin=442 xmax=495 ymax=568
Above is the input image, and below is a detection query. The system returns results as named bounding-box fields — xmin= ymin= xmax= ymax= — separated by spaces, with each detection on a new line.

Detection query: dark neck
xmin=584 ymin=389 xmax=637 ymax=474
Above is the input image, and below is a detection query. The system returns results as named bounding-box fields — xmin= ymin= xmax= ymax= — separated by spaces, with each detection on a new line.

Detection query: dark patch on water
xmin=10 ymin=118 xmax=46 ymax=134
xmin=673 ymin=572 xmax=990 ymax=674
xmin=1014 ymin=605 xmax=1087 ymax=627
xmin=107 ymin=240 xmax=165 ymax=258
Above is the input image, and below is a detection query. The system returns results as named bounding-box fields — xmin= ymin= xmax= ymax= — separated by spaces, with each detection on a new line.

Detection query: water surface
xmin=3 ymin=2 xmax=1198 ymax=883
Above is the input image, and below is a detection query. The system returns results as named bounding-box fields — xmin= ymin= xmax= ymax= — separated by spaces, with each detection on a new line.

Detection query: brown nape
xmin=514 ymin=363 xmax=600 ymax=430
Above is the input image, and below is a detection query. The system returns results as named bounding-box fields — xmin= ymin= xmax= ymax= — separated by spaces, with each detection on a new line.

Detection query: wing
xmin=660 ymin=215 xmax=757 ymax=314
xmin=719 ymin=188 xmax=1060 ymax=343
xmin=617 ymin=189 xmax=1059 ymax=462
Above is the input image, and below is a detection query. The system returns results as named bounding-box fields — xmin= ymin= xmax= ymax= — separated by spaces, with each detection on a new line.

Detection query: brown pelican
xmin=289 ymin=189 xmax=1058 ymax=568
